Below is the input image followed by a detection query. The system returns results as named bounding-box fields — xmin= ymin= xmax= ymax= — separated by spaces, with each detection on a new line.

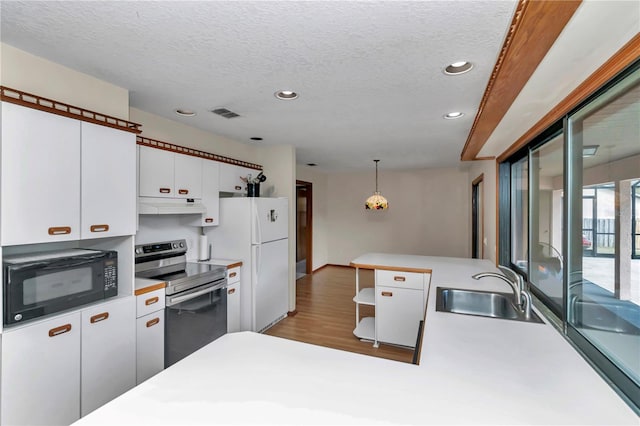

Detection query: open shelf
xmin=353 ymin=287 xmax=375 ymax=305
xmin=353 ymin=316 xmax=375 ymax=341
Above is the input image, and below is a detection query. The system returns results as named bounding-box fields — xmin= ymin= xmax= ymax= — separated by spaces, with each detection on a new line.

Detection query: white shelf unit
xmin=353 ymin=267 xmax=378 ymax=347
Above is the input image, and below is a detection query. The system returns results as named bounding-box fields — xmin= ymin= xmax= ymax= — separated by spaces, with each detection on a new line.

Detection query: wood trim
xmin=472 ymin=174 xmax=485 ymax=259
xmin=472 ymin=173 xmax=485 ymax=186
xmin=473 ymin=156 xmax=496 ymax=161
xmin=226 ymin=262 xmax=243 ymax=269
xmin=0 ymin=86 xmax=142 ymax=134
xmin=287 ymin=310 xmax=298 ymax=317
xmin=134 ymin=282 xmax=166 ymax=296
xmin=496 ymin=33 xmax=640 ymax=163
xmin=460 ymin=0 xmax=581 ymax=161
xmin=349 ymin=263 xmax=433 ymax=274
xmin=495 ymin=161 xmax=500 ymax=267
xmin=137 ymin=136 xmax=262 ymax=170
xmin=296 ymin=180 xmax=313 ymax=275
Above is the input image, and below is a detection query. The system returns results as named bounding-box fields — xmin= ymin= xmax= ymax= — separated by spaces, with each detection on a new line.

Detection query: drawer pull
xmin=381 ymin=291 xmax=393 ymax=297
xmin=205 ymin=218 xmax=214 ymax=223
xmin=49 ymin=324 xmax=72 ymax=337
xmin=393 ymin=276 xmax=406 ymax=282
xmin=228 ymin=288 xmax=236 ymax=295
xmin=159 ymin=188 xmax=171 ymax=194
xmin=146 ymin=317 xmax=160 ymax=328
xmin=90 ymin=312 xmax=109 ymax=324
xmin=48 ymin=226 xmax=71 ymax=235
xmin=178 ymin=189 xmax=189 ymax=195
xmin=229 ymin=272 xmax=237 ymax=278
xmin=90 ymin=224 xmax=110 ymax=233
xmin=145 ymin=296 xmax=159 ymax=306
xmin=234 ymin=185 xmax=242 ymax=190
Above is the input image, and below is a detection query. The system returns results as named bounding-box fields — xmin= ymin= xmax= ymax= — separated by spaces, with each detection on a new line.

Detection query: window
xmin=500 ymin=61 xmax=640 ymax=410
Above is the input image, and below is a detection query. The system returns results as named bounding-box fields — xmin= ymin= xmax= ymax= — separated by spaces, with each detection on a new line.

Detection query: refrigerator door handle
xmin=251 ymin=244 xmax=261 ymax=331
xmin=252 ymin=201 xmax=262 ymax=245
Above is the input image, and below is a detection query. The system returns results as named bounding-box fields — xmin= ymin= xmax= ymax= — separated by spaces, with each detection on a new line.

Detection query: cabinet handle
xmin=381 ymin=291 xmax=393 ymax=297
xmin=90 ymin=312 xmax=109 ymax=324
xmin=146 ymin=317 xmax=160 ymax=328
xmin=178 ymin=189 xmax=189 ymax=195
xmin=205 ymin=218 xmax=214 ymax=223
xmin=49 ymin=324 xmax=72 ymax=337
xmin=228 ymin=288 xmax=236 ymax=295
xmin=159 ymin=188 xmax=171 ymax=194
xmin=234 ymin=185 xmax=242 ymax=190
xmin=393 ymin=276 xmax=406 ymax=282
xmin=229 ymin=272 xmax=237 ymax=278
xmin=90 ymin=224 xmax=110 ymax=233
xmin=48 ymin=226 xmax=71 ymax=235
xmin=145 ymin=296 xmax=159 ymax=306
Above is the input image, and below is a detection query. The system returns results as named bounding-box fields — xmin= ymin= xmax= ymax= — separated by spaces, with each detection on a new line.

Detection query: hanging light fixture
xmin=365 ymin=160 xmax=389 ymax=210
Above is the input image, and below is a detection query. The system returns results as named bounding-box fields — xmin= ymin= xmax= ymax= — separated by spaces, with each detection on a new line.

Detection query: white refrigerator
xmin=209 ymin=197 xmax=289 ymax=332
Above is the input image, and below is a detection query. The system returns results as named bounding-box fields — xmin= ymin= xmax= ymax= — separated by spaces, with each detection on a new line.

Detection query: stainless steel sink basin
xmin=436 ymin=287 xmax=543 ymax=323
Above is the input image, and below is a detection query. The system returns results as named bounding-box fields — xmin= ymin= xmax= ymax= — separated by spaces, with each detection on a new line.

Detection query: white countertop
xmin=77 ymin=255 xmax=638 ymax=425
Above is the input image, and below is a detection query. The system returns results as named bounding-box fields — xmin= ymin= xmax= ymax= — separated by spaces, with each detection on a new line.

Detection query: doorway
xmin=472 ymin=174 xmax=484 ymax=259
xmin=296 ymin=180 xmax=313 ymax=279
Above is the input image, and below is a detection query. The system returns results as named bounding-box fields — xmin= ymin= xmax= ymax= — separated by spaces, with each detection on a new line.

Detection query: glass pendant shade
xmin=365 ymin=160 xmax=388 ymax=210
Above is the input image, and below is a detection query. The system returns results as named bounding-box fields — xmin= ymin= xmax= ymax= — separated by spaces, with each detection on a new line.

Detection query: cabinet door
xmin=138 ymin=145 xmax=174 ymax=198
xmin=1 ymin=102 xmax=80 ymax=245
xmin=189 ymin=159 xmax=219 ymax=226
xmin=81 ymin=297 xmax=136 ymax=417
xmin=81 ymin=122 xmax=137 ymax=239
xmin=174 ymin=154 xmax=203 ymax=199
xmin=376 ymin=286 xmax=423 ymax=347
xmin=136 ymin=310 xmax=165 ymax=384
xmin=219 ymin=163 xmax=255 ymax=194
xmin=227 ymin=281 xmax=241 ymax=333
xmin=1 ymin=313 xmax=81 ymax=426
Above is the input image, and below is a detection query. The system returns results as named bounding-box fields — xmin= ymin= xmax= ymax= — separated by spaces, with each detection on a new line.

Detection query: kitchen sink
xmin=436 ymin=287 xmax=543 ymax=324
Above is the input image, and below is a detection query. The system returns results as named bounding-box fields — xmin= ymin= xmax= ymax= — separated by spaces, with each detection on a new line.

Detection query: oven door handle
xmin=166 ymin=281 xmax=226 ymax=307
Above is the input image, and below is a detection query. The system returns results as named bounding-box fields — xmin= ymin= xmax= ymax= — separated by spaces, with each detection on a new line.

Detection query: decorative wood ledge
xmin=137 ymin=136 xmax=262 ymax=170
xmin=0 ymin=86 xmax=142 ymax=134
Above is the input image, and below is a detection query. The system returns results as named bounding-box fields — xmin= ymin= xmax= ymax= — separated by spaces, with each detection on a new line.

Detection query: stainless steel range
xmin=135 ymin=239 xmax=227 ymax=367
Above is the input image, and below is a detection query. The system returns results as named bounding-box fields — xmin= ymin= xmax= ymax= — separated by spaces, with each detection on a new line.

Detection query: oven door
xmin=4 ymin=253 xmax=109 ymax=325
xmin=165 ymin=279 xmax=227 ymax=367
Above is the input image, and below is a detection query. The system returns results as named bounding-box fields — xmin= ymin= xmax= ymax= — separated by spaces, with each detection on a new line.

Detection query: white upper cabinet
xmin=219 ymin=163 xmax=257 ymax=194
xmin=1 ymin=102 xmax=137 ymax=245
xmin=138 ymin=145 xmax=174 ymax=198
xmin=138 ymin=146 xmax=203 ymax=200
xmin=81 ymin=122 xmax=137 ymax=239
xmin=188 ymin=159 xmax=219 ymax=226
xmin=174 ymin=154 xmax=203 ymax=199
xmin=1 ymin=102 xmax=81 ymax=245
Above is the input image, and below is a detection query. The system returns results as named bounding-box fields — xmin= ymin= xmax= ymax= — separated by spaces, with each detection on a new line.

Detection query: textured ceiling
xmin=0 ymin=0 xmax=517 ymax=171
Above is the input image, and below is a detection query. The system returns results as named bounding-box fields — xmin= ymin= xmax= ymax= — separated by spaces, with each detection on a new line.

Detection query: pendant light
xmin=365 ymin=160 xmax=389 ymax=210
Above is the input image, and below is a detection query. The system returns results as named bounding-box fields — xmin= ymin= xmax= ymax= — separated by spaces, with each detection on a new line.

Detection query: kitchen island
xmin=75 ymin=255 xmax=638 ymax=425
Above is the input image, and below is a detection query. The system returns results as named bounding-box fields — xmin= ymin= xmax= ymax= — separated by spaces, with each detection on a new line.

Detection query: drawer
xmin=227 ymin=266 xmax=240 ymax=285
xmin=376 ymin=269 xmax=425 ymax=290
xmin=136 ymin=288 xmax=165 ymax=318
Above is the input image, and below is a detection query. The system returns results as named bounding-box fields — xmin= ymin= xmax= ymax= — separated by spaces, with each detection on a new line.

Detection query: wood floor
xmin=265 ymin=265 xmax=414 ymax=363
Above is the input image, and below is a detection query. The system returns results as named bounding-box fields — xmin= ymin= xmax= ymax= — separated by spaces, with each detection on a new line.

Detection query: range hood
xmin=138 ymin=199 xmax=206 ymax=215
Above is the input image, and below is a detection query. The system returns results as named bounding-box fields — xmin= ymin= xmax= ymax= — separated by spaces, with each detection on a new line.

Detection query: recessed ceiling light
xmin=175 ymin=109 xmax=196 ymax=117
xmin=444 ymin=61 xmax=473 ymax=75
xmin=306 ymin=163 xmax=317 ymax=167
xmin=250 ymin=137 xmax=263 ymax=141
xmin=583 ymin=145 xmax=599 ymax=157
xmin=444 ymin=112 xmax=464 ymax=119
xmin=275 ymin=90 xmax=299 ymax=100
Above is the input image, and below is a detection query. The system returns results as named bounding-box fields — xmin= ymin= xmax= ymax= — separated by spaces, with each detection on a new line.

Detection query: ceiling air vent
xmin=211 ymin=108 xmax=240 ymax=119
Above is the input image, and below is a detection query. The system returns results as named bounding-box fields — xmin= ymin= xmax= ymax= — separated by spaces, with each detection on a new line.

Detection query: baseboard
xmin=313 ymin=263 xmax=352 ymax=273
xmin=287 ymin=310 xmax=298 ymax=317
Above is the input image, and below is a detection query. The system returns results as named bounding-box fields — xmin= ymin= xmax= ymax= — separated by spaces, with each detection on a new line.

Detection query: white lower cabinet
xmin=227 ymin=281 xmax=241 ymax=333
xmin=81 ymin=297 xmax=136 ymax=416
xmin=136 ymin=310 xmax=165 ymax=384
xmin=376 ymin=286 xmax=424 ymax=347
xmin=1 ymin=312 xmax=82 ymax=426
xmin=0 ymin=297 xmax=136 ymax=425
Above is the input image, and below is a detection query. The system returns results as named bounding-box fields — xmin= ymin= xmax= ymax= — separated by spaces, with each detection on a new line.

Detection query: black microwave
xmin=3 ymin=249 xmax=118 ymax=325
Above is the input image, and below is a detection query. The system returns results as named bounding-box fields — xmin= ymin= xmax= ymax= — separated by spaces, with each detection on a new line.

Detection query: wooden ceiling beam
xmin=460 ymin=0 xmax=582 ymax=161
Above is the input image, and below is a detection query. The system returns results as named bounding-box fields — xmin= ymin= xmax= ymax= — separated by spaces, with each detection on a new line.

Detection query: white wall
xmin=296 ymin=165 xmax=329 ymax=271
xmin=468 ymin=159 xmax=498 ymax=264
xmin=0 ymin=43 xmax=129 ymax=119
xmin=325 ymin=167 xmax=471 ymax=265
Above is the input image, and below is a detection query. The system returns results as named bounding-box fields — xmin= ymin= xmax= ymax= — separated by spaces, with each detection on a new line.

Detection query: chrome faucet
xmin=472 ymin=266 xmax=523 ymax=309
